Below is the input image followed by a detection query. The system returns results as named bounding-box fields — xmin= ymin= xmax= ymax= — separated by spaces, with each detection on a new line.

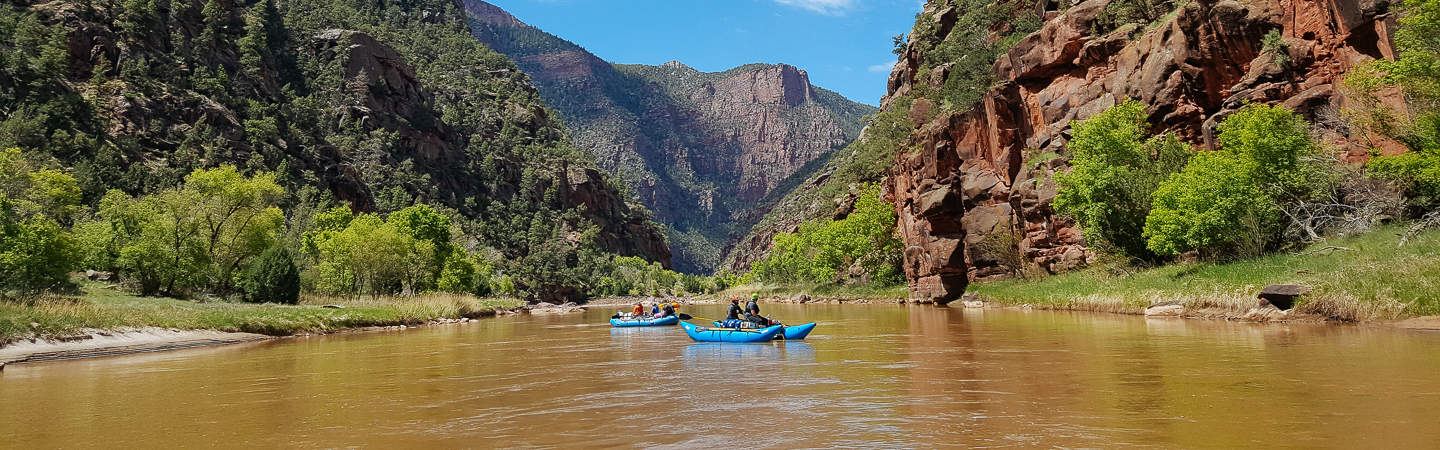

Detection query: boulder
xmin=1145 ymin=304 xmax=1185 ymax=317
xmin=1257 ymin=285 xmax=1311 ymax=310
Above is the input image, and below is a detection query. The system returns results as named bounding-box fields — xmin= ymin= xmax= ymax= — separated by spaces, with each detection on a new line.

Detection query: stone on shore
xmin=1145 ymin=304 xmax=1184 ymax=317
xmin=1258 ymin=285 xmax=1310 ymax=310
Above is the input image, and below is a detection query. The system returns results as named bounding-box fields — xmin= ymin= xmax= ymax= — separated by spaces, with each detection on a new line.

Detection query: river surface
xmin=4 ymin=304 xmax=1440 ymax=448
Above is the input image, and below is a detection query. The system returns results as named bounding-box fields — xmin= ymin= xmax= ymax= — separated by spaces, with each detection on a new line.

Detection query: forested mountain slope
xmin=0 ymin=0 xmax=671 ymax=300
xmin=464 ymin=0 xmax=875 ymax=273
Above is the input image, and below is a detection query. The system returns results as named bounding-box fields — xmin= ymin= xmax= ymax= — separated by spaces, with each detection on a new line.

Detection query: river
xmin=3 ymin=304 xmax=1439 ymax=447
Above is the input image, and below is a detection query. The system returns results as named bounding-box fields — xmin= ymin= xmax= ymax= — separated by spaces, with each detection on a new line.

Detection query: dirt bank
xmin=0 ymin=314 xmax=509 ymax=369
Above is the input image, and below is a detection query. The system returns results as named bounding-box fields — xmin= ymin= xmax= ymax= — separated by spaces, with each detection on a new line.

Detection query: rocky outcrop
xmin=465 ymin=0 xmax=875 ymax=272
xmin=886 ymin=0 xmax=1400 ymax=304
xmin=559 ymin=165 xmax=673 ymax=267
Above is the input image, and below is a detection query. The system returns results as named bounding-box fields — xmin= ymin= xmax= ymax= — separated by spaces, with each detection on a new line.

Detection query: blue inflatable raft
xmin=609 ymin=315 xmax=680 ymax=327
xmin=712 ymin=321 xmax=817 ymax=340
xmin=680 ymin=321 xmax=783 ymax=342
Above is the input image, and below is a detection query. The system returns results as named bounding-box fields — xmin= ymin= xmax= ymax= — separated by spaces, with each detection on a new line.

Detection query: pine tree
xmin=198 ymin=0 xmax=227 ymax=67
xmin=237 ymin=11 xmax=268 ymax=78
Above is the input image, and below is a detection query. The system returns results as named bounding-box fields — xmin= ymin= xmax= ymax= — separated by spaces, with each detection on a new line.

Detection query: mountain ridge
xmin=463 ymin=0 xmax=876 ymax=273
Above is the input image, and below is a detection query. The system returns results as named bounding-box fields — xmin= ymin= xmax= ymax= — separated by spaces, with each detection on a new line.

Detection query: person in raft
xmin=726 ymin=297 xmax=743 ymax=322
xmin=744 ymin=294 xmax=773 ymax=327
xmin=632 ymin=302 xmax=644 ymax=318
xmin=660 ymin=300 xmax=675 ymax=318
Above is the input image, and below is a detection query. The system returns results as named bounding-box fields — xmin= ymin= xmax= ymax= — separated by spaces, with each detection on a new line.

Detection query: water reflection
xmin=3 ymin=306 xmax=1440 ymax=447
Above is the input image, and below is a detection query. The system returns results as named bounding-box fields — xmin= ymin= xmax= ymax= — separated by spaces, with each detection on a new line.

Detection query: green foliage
xmin=436 ymin=253 xmax=478 ymax=294
xmin=914 ymin=0 xmax=1043 ymax=110
xmin=79 ymin=166 xmax=284 ymax=296
xmin=1351 ymin=0 xmax=1440 ymax=206
xmin=310 ymin=213 xmax=434 ymax=296
xmin=1367 ymin=148 xmax=1440 ymax=203
xmin=1214 ymin=103 xmax=1317 ymax=194
xmin=0 ymin=148 xmax=80 ymax=293
xmin=1261 ymin=30 xmax=1290 ymax=67
xmin=752 ymin=184 xmax=903 ymax=285
xmin=1093 ymin=0 xmax=1173 ymax=36
xmin=1144 ymin=150 xmax=1281 ymax=257
xmin=1054 ymin=100 xmax=1191 ymax=260
xmin=1144 ymin=104 xmax=1317 ymax=257
xmin=239 ymin=245 xmax=300 ymax=304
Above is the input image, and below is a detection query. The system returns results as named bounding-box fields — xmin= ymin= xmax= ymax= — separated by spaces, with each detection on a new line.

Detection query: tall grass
xmin=968 ymin=224 xmax=1440 ymax=321
xmin=711 ymin=282 xmax=909 ymax=300
xmin=0 ymin=285 xmax=523 ymax=344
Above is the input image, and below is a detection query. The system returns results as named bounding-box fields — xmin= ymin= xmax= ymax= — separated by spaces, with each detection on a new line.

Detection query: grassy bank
xmin=0 ymin=284 xmax=523 ymax=344
xmin=969 ymin=225 xmax=1440 ymax=321
xmin=707 ymin=282 xmax=909 ymax=301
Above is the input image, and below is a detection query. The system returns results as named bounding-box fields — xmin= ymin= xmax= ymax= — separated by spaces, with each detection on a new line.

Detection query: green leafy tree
xmin=0 ymin=148 xmax=81 ymax=293
xmin=1143 ymin=151 xmax=1281 ymax=257
xmin=436 ymin=252 xmax=476 ymax=294
xmin=185 ymin=166 xmax=285 ymax=291
xmin=1054 ymin=99 xmax=1191 ymax=260
xmin=239 ymin=245 xmax=300 ymax=304
xmin=752 ymin=184 xmax=903 ymax=284
xmin=1214 ymin=103 xmax=1317 ymax=194
xmin=1143 ymin=104 xmax=1314 ymax=257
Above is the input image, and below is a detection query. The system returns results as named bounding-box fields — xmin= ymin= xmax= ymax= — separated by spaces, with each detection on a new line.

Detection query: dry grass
xmin=708 ymin=282 xmax=910 ymax=301
xmin=0 ymin=286 xmax=523 ymax=344
xmin=969 ymin=224 xmax=1440 ymax=322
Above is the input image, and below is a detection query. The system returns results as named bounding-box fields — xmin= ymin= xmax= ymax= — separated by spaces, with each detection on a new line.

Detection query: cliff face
xmin=464 ymin=0 xmax=875 ymax=272
xmin=887 ymin=0 xmax=1400 ymax=304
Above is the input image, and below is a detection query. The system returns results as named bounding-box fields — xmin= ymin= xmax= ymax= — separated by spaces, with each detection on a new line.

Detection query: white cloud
xmin=868 ymin=62 xmax=894 ymax=73
xmin=773 ymin=0 xmax=857 ymax=15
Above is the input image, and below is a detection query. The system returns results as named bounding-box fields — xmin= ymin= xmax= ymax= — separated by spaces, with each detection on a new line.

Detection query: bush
xmin=239 ymin=245 xmax=301 ymax=304
xmin=1054 ymin=99 xmax=1190 ymax=260
xmin=1144 ymin=151 xmax=1281 ymax=257
xmin=436 ymin=253 xmax=476 ymax=294
xmin=0 ymin=148 xmax=81 ymax=293
xmin=1143 ymin=103 xmax=1316 ymax=257
xmin=752 ymin=184 xmax=903 ymax=284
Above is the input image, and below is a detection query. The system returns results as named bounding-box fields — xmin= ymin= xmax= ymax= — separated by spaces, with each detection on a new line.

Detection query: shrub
xmin=0 ymin=148 xmax=81 ymax=293
xmin=1143 ymin=103 xmax=1316 ymax=257
xmin=436 ymin=253 xmax=476 ymax=294
xmin=239 ymin=245 xmax=301 ymax=304
xmin=1261 ymin=30 xmax=1290 ymax=67
xmin=1144 ymin=151 xmax=1282 ymax=257
xmin=1054 ymin=99 xmax=1190 ymax=260
xmin=752 ymin=184 xmax=903 ymax=284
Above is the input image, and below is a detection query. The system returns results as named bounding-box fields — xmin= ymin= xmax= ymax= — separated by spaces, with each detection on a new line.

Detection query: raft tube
xmin=712 ymin=321 xmax=817 ymax=340
xmin=610 ymin=315 xmax=680 ymax=327
xmin=680 ymin=321 xmax=783 ymax=343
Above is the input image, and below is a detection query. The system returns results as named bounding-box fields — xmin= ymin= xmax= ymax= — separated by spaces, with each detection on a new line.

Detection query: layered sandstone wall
xmin=888 ymin=0 xmax=1400 ymax=304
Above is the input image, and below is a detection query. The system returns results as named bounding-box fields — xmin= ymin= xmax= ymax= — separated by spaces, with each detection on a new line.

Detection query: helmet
xmin=751 ymin=293 xmax=760 ymax=300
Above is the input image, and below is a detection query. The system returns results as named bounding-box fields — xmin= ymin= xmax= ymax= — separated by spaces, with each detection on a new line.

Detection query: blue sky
xmin=486 ymin=0 xmax=925 ymax=106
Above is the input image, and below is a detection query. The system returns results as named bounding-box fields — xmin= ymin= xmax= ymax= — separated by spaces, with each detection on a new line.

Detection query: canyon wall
xmin=888 ymin=0 xmax=1401 ymax=304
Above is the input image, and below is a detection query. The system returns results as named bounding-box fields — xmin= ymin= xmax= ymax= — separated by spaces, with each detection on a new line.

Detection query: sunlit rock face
xmin=886 ymin=0 xmax=1400 ymax=304
xmin=465 ymin=0 xmax=875 ymax=273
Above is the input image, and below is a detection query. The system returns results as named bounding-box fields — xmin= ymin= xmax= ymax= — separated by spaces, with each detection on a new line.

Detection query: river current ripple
xmin=3 ymin=304 xmax=1440 ymax=448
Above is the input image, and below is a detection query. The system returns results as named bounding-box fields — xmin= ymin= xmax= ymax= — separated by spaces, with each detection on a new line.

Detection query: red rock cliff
xmin=888 ymin=0 xmax=1400 ymax=304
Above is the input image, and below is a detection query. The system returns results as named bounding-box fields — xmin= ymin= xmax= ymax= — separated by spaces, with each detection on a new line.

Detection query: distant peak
xmin=463 ymin=0 xmax=528 ymax=28
xmin=661 ymin=60 xmax=691 ymax=70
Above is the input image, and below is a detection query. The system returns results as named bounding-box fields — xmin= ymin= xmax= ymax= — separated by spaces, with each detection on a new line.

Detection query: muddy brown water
xmin=3 ymin=304 xmax=1440 ymax=448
